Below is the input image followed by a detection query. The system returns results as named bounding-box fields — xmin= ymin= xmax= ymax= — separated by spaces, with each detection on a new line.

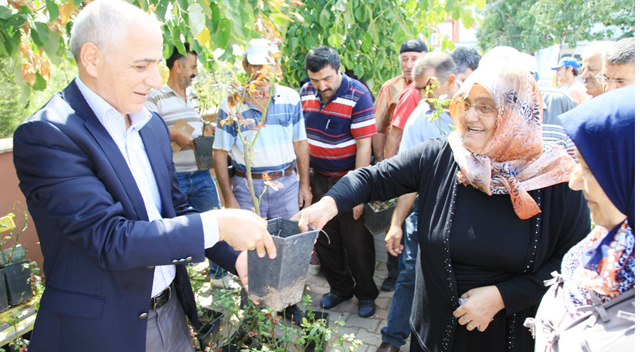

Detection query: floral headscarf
xmin=559 ymin=85 xmax=635 ymax=314
xmin=448 ymin=65 xmax=575 ymax=220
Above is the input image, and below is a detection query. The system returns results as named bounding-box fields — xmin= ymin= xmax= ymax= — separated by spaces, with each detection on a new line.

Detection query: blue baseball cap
xmin=551 ymin=57 xmax=580 ymax=70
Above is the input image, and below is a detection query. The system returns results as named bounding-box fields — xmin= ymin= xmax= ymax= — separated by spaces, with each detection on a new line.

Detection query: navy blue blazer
xmin=13 ymin=81 xmax=239 ymax=352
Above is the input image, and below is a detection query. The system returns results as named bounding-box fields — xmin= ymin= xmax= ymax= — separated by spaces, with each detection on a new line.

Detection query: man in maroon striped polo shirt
xmin=300 ymin=46 xmax=379 ymax=318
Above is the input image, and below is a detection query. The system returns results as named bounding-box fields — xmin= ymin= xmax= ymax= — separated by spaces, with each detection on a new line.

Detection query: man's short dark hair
xmin=605 ymin=37 xmax=635 ymax=66
xmin=304 ymin=46 xmax=341 ymax=73
xmin=166 ymin=43 xmax=196 ymax=70
xmin=450 ymin=46 xmax=481 ymax=74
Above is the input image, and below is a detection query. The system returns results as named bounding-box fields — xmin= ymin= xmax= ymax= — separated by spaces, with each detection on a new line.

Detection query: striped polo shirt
xmin=214 ymin=84 xmax=306 ymax=173
xmin=144 ymin=84 xmax=202 ymax=173
xmin=301 ymin=73 xmax=377 ymax=177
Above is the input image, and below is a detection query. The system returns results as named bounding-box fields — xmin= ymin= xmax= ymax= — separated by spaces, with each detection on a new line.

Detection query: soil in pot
xmin=247 ymin=218 xmax=318 ymax=311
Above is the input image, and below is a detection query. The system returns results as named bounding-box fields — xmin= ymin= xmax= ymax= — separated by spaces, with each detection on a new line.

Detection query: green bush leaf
xmin=216 ymin=18 xmax=232 ymax=48
xmin=188 ymin=3 xmax=206 ymax=35
xmin=45 ymin=0 xmax=59 ymax=23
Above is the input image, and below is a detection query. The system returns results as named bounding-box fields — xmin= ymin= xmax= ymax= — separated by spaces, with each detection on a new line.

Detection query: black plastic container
xmin=247 ymin=218 xmax=319 ymax=311
xmin=197 ymin=308 xmax=224 ymax=351
xmin=363 ymin=202 xmax=396 ymax=235
xmin=0 ymin=269 xmax=8 ymax=312
xmin=194 ymin=136 xmax=215 ymax=171
xmin=4 ymin=260 xmax=32 ymax=306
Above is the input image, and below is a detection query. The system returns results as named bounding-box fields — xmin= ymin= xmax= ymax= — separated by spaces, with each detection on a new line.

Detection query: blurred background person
xmin=450 ymin=46 xmax=481 ymax=84
xmin=551 ymin=57 xmax=588 ymax=104
xmin=599 ymin=37 xmax=635 ymax=92
xmin=580 ymin=41 xmax=615 ymax=98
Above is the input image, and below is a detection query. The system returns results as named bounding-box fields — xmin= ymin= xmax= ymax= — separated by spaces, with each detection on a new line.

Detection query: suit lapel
xmin=62 ymin=81 xmax=149 ymax=221
xmin=139 ymin=124 xmax=172 ymax=218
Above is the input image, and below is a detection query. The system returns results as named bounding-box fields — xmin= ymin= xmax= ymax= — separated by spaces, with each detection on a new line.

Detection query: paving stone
xmin=344 ymin=315 xmax=382 ymax=333
xmin=375 ymin=296 xmax=392 ymax=310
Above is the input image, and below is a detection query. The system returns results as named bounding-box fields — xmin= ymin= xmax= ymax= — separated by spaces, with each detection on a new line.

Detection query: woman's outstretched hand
xmin=291 ymin=196 xmax=339 ymax=232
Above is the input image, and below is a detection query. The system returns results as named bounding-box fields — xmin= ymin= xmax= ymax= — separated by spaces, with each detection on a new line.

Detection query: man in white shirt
xmin=12 ymin=1 xmax=275 ymax=352
xmin=145 ymin=44 xmax=237 ymax=290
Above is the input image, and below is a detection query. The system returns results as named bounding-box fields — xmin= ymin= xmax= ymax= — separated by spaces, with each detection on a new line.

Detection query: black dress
xmin=326 ymin=136 xmax=591 ymax=352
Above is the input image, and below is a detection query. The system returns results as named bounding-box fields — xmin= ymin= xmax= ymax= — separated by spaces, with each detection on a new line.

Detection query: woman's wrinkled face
xmin=460 ymin=84 xmax=498 ymax=154
xmin=569 ymin=150 xmax=626 ymax=230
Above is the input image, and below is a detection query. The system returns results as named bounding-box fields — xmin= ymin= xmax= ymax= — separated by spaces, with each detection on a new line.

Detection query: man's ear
xmin=446 ymin=74 xmax=456 ymax=90
xmin=242 ymin=60 xmax=250 ymax=74
xmin=80 ymin=42 xmax=104 ymax=78
xmin=174 ymin=59 xmax=182 ymax=73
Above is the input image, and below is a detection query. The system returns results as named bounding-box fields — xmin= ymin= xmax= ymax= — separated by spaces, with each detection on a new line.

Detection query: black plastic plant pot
xmin=303 ymin=311 xmax=330 ymax=352
xmin=363 ymin=202 xmax=396 ymax=235
xmin=193 ymin=136 xmax=215 ymax=171
xmin=4 ymin=260 xmax=33 ymax=306
xmin=247 ymin=218 xmax=319 ymax=311
xmin=197 ymin=308 xmax=224 ymax=351
xmin=0 ymin=269 xmax=8 ymax=312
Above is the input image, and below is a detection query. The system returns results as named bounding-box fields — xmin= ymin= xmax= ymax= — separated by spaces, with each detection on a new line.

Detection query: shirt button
xmin=139 ymin=312 xmax=148 ymax=320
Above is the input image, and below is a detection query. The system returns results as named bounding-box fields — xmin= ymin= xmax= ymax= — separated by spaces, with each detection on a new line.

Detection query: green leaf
xmin=0 ymin=5 xmax=12 ymax=20
xmin=319 ymin=9 xmax=330 ymax=28
xmin=475 ymin=0 xmax=487 ymax=11
xmin=216 ymin=18 xmax=232 ymax=48
xmin=461 ymin=12 xmax=474 ymax=29
xmin=188 ymin=3 xmax=206 ymax=35
xmin=45 ymin=0 xmax=59 ymax=22
xmin=43 ymin=30 xmax=62 ymax=65
xmin=73 ymin=0 xmax=83 ymax=7
xmin=210 ymin=2 xmax=220 ymax=29
xmin=32 ymin=72 xmax=47 ymax=91
xmin=328 ymin=33 xmax=344 ymax=47
xmin=155 ymin=1 xmax=169 ymax=20
xmin=33 ymin=22 xmax=51 ymax=45
xmin=354 ymin=64 xmax=364 ymax=79
xmin=362 ymin=32 xmax=373 ymax=52
xmin=197 ymin=0 xmax=212 ymax=17
xmin=445 ymin=0 xmax=456 ymax=12
xmin=354 ymin=6 xmax=366 ymax=22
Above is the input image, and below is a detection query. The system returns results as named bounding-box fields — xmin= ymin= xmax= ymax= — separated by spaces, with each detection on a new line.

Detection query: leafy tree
xmin=0 ymin=56 xmax=24 ymax=138
xmin=476 ymin=0 xmax=635 ymax=54
xmin=281 ymin=0 xmax=485 ymax=93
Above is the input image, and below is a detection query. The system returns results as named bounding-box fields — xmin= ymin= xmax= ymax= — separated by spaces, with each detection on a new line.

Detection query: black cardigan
xmin=326 ymin=136 xmax=590 ymax=352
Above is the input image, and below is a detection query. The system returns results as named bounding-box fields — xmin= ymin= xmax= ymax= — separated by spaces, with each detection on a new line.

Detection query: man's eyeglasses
xmin=415 ymin=78 xmax=437 ymax=91
xmin=595 ymin=72 xmax=630 ymax=87
xmin=456 ymin=101 xmax=496 ymax=117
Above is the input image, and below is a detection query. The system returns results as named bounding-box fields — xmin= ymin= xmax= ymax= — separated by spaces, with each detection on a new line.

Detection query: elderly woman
xmin=530 ymin=86 xmax=635 ymax=351
xmin=293 ymin=65 xmax=591 ymax=351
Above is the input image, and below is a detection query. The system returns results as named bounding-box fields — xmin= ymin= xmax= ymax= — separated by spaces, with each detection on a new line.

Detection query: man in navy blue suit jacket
xmin=12 ymin=1 xmax=276 ymax=351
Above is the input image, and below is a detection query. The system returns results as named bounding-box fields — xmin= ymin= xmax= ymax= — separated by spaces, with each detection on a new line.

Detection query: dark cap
xmin=400 ymin=39 xmax=428 ymax=54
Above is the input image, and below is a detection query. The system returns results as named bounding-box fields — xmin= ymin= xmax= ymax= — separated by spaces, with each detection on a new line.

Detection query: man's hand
xmin=385 ymin=224 xmax=404 ymax=256
xmin=171 ymin=130 xmax=195 ymax=149
xmin=352 ymin=203 xmax=364 ymax=220
xmin=235 ymin=250 xmax=249 ymax=291
xmin=453 ymin=286 xmax=505 ymax=332
xmin=215 ymin=209 xmax=277 ymax=259
xmin=291 ymin=196 xmax=338 ymax=232
xmin=203 ymin=123 xmax=216 ymax=136
xmin=224 ymin=196 xmax=242 ymax=210
xmin=298 ymin=184 xmax=312 ymax=209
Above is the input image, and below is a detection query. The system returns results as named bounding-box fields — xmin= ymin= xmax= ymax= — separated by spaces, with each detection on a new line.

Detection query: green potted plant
xmin=0 ymin=210 xmax=33 ymax=308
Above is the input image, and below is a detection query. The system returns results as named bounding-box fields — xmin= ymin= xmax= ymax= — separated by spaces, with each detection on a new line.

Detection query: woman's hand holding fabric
xmin=453 ymin=285 xmax=505 ymax=332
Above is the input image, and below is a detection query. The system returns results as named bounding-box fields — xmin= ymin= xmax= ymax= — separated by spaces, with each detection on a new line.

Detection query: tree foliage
xmin=281 ymin=0 xmax=485 ymax=93
xmin=476 ymin=0 xmax=635 ymax=54
xmin=0 ymin=0 xmax=483 ymax=100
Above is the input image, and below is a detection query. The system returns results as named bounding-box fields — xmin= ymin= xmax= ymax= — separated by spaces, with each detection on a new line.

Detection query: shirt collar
xmin=75 ymin=77 xmax=152 ymax=131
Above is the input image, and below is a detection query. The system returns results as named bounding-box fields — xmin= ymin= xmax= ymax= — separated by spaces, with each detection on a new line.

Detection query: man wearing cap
xmin=600 ymin=37 xmax=635 ymax=92
xmin=300 ymin=46 xmax=378 ymax=318
xmin=145 ymin=44 xmax=236 ymax=290
xmin=213 ymin=39 xmax=311 ymax=321
xmin=371 ymin=38 xmax=428 ymax=293
xmin=372 ymin=39 xmax=427 ymax=162
xmin=552 ymin=57 xmax=588 ymax=104
xmin=383 ymin=39 xmax=429 ymax=161
xmin=580 ymin=41 xmax=615 ymax=98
